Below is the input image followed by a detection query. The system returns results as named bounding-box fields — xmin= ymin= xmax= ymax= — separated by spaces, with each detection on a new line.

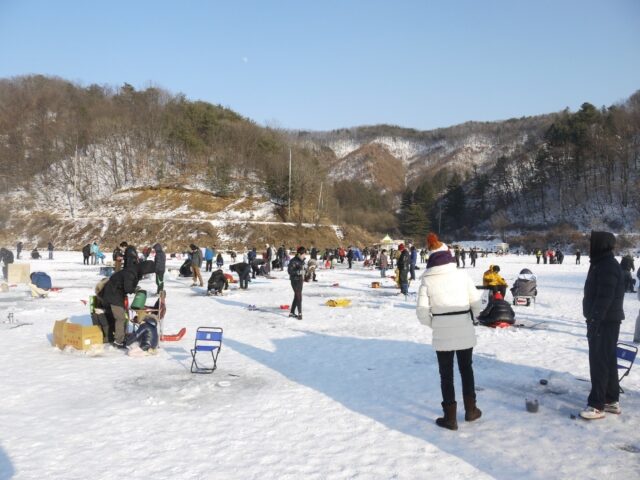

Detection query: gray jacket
xmin=191 ymin=248 xmax=203 ymax=267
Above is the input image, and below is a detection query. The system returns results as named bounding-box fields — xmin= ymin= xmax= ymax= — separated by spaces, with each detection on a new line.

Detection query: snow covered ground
xmin=0 ymin=252 xmax=639 ymax=480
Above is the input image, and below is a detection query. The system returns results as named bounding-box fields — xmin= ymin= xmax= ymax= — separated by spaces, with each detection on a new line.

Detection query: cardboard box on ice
xmin=53 ymin=318 xmax=103 ymax=350
xmin=8 ymin=263 xmax=30 ymax=284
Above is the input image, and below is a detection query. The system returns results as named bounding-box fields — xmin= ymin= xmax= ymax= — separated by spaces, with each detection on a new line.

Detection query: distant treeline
xmin=397 ymin=93 xmax=640 ymax=238
xmin=0 ymin=75 xmax=333 ymax=223
xmin=2 ymin=75 xmax=637 ymax=239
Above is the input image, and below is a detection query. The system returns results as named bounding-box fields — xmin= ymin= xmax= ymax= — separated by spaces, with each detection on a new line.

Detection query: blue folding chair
xmin=191 ymin=327 xmax=223 ymax=374
xmin=617 ymin=342 xmax=638 ymax=394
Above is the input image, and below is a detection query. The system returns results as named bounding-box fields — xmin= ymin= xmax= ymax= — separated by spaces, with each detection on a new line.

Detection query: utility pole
xmin=316 ymin=181 xmax=323 ymax=224
xmin=288 ymin=147 xmax=292 ymax=219
xmin=73 ymin=144 xmax=78 ymax=218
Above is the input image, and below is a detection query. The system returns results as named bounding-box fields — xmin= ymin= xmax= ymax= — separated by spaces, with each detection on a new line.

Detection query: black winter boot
xmin=436 ymin=402 xmax=458 ymax=430
xmin=463 ymin=395 xmax=482 ymax=422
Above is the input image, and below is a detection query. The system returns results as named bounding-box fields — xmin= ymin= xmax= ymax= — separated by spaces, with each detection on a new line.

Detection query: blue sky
xmin=0 ymin=0 xmax=638 ymax=130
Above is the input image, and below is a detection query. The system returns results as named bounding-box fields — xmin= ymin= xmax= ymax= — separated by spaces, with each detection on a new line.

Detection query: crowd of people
xmin=2 ymin=232 xmax=639 ymax=428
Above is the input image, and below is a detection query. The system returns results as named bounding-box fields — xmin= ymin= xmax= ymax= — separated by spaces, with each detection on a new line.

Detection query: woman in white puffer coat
xmin=417 ymin=233 xmax=484 ymax=431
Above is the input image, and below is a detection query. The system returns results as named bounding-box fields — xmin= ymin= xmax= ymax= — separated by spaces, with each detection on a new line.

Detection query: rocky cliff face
xmin=301 ymin=118 xmax=549 ymax=190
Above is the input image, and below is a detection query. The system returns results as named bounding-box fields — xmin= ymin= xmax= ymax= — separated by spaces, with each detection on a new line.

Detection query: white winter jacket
xmin=416 ymin=252 xmax=483 ymax=352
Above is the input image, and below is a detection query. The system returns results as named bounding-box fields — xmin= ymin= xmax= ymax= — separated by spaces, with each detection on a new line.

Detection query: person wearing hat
xmin=287 ymin=246 xmax=306 ymax=320
xmin=190 ymin=244 xmax=204 ymax=287
xmin=416 ymin=233 xmax=484 ymax=431
xmin=580 ymin=231 xmax=625 ymax=419
xmin=482 ymin=264 xmax=507 ymax=299
xmin=101 ymin=260 xmax=156 ymax=348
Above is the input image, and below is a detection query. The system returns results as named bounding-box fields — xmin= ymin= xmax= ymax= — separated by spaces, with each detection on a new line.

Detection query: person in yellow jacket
xmin=482 ymin=264 xmax=507 ymax=298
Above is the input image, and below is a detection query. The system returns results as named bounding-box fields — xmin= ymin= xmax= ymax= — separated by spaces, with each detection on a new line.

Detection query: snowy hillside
xmin=0 ymin=253 xmax=639 ymax=479
xmin=327 ymin=143 xmax=406 ymax=192
xmin=1 ymin=187 xmax=373 ymax=251
xmin=299 ymin=123 xmax=542 ymax=189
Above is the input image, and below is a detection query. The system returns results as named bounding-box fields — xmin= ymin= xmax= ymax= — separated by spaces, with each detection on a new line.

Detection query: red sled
xmin=161 ymin=327 xmax=186 ymax=342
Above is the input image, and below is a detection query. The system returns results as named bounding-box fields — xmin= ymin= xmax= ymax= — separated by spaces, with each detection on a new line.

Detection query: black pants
xmin=410 ymin=264 xmax=416 ymax=280
xmin=83 ymin=255 xmax=90 ymax=265
xmin=2 ymin=265 xmax=7 ymax=279
xmin=290 ymin=278 xmax=303 ymax=315
xmin=471 ymin=258 xmax=476 ymax=267
xmin=239 ymin=268 xmax=250 ymax=289
xmin=587 ymin=321 xmax=620 ymax=410
xmin=399 ymin=269 xmax=409 ymax=295
xmin=156 ymin=272 xmax=164 ymax=293
xmin=348 ymin=258 xmax=352 ymax=269
xmin=436 ymin=348 xmax=476 ymax=405
xmin=206 ymin=260 xmax=212 ymax=272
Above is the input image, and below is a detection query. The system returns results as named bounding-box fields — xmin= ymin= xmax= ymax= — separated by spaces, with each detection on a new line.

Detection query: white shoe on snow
xmin=579 ymin=406 xmax=605 ymax=420
xmin=604 ymin=402 xmax=621 ymax=414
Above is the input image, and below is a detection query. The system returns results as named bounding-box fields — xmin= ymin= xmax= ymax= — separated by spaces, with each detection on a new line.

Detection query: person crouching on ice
xmin=207 ymin=269 xmax=228 ymax=296
xmin=126 ymin=314 xmax=159 ymax=353
xmin=416 ymin=233 xmax=483 ymax=431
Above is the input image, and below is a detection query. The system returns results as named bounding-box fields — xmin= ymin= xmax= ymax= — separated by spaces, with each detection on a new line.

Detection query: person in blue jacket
xmin=204 ymin=246 xmax=214 ymax=272
xmin=410 ymin=245 xmax=418 ymax=281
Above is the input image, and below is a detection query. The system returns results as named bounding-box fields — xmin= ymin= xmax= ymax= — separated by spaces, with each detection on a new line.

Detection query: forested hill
xmin=1 ymin=74 xmax=638 ymax=248
xmin=295 ymin=92 xmax=640 ymax=240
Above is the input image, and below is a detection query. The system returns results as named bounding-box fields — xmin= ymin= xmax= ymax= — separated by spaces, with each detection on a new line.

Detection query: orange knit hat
xmin=427 ymin=233 xmax=443 ymax=251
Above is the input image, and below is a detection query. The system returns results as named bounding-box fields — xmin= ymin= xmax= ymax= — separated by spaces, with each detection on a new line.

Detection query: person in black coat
xmin=580 ymin=231 xmax=625 ymax=419
xmin=102 ymin=260 xmax=155 ymax=347
xmin=113 ymin=244 xmax=125 ymax=271
xmin=346 ymin=247 xmax=354 ymax=269
xmin=477 ymin=292 xmax=516 ymax=326
xmin=620 ymin=255 xmax=636 ymax=292
xmin=230 ymin=262 xmax=251 ymax=289
xmin=397 ymin=244 xmax=410 ymax=296
xmin=82 ymin=244 xmax=91 ymax=265
xmin=16 ymin=242 xmax=23 ymax=259
xmin=47 ymin=242 xmax=54 ymax=260
xmin=277 ymin=245 xmax=285 ymax=271
xmin=0 ymin=247 xmax=14 ymax=279
xmin=123 ymin=244 xmax=139 ymax=270
xmin=288 ymin=247 xmax=306 ymax=319
xmin=207 ymin=269 xmax=228 ymax=295
xmin=153 ymin=243 xmax=166 ymax=294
